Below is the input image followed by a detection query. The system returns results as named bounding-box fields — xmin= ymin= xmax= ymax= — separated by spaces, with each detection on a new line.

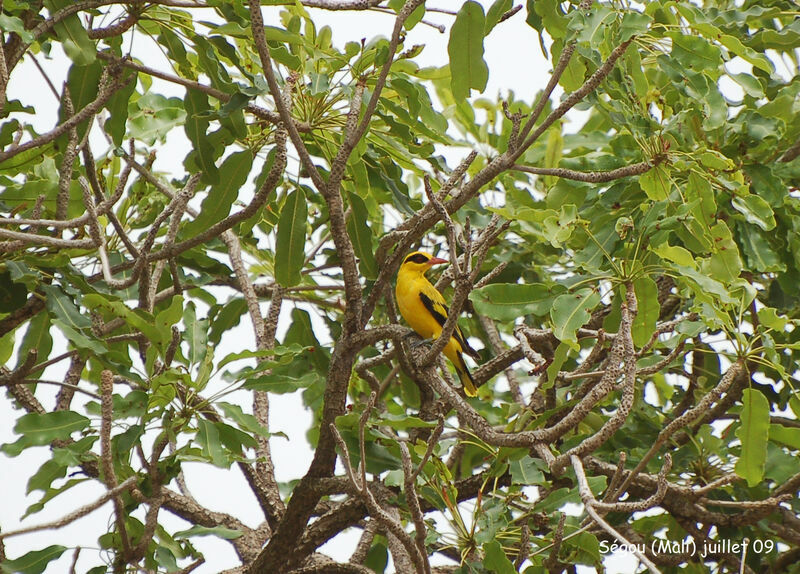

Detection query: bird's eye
xmin=406 ymin=253 xmax=429 ymax=264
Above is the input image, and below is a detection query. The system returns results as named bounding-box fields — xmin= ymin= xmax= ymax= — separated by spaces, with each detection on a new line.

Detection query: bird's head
xmin=399 ymin=251 xmax=447 ymax=276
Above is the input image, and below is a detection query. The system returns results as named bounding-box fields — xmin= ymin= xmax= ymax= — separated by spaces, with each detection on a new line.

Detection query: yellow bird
xmin=396 ymin=251 xmax=481 ymax=396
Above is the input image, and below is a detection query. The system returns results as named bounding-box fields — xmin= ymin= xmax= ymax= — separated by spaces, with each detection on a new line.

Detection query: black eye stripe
xmin=404 ymin=253 xmax=430 ymax=264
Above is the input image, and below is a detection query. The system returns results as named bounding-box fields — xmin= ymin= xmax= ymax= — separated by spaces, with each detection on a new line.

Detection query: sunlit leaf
xmin=448 ymin=1 xmax=489 ymax=100
xmin=735 ymin=388 xmax=770 ymax=487
xmin=275 ymin=187 xmax=307 ymax=287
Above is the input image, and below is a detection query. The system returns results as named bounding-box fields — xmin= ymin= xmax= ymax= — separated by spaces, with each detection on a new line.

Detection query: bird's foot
xmin=409 ymin=337 xmax=434 ymax=349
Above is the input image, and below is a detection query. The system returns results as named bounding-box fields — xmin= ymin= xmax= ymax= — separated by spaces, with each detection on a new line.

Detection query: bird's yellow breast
xmin=396 ymin=271 xmax=443 ymax=340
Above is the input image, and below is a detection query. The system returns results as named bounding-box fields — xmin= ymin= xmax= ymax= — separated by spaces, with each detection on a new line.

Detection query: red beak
xmin=428 ymin=257 xmax=447 ymax=266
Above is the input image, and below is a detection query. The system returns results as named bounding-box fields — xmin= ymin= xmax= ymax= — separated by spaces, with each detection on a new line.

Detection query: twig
xmin=611 ymin=360 xmax=744 ymax=500
xmin=0 ymin=476 xmax=137 ymax=539
xmin=329 ymin=393 xmax=428 ymax=574
xmin=15 ymin=379 xmax=100 ymax=400
xmin=511 ymin=160 xmax=657 ymax=183
xmin=56 ymin=86 xmax=79 ymax=221
xmin=514 ymin=326 xmax=547 ymax=368
xmin=542 ymin=513 xmax=564 ymax=571
xmin=419 ymin=176 xmax=473 ymax=367
xmin=68 ymin=547 xmax=80 ymax=574
xmin=0 ymin=60 xmax=129 ymax=163
xmin=100 ymin=370 xmax=133 ymax=559
xmin=349 ymin=520 xmax=378 ymax=564
xmin=399 ymin=441 xmax=432 ymax=574
xmin=479 ymin=315 xmax=524 ymax=405
xmin=571 ymin=455 xmax=662 ymax=574
xmin=248 ymin=0 xmax=326 ymax=191
xmin=550 ymin=285 xmax=638 ymax=473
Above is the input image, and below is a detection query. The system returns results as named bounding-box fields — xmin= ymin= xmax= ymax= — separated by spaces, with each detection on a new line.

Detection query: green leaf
xmin=735 ymin=388 xmax=770 ymax=487
xmin=701 ymin=222 xmax=743 ymax=283
xmin=83 ymin=294 xmax=163 ymax=345
xmin=448 ymin=1 xmax=489 ymax=100
xmin=699 ymin=150 xmax=734 ymax=170
xmin=40 ymin=284 xmax=90 ymax=331
xmin=128 ymin=93 xmax=186 ymax=145
xmin=208 ymin=298 xmax=247 ymax=346
xmin=0 ymin=270 xmax=28 ymax=312
xmin=770 ymin=424 xmax=800 ymax=450
xmin=51 ymin=318 xmax=106 ymax=354
xmin=483 ymin=540 xmax=516 ymax=574
xmin=215 ymin=420 xmax=258 ymax=451
xmin=242 ymin=371 xmax=319 ymax=393
xmin=550 ymin=289 xmax=601 ymax=350
xmin=485 ymin=0 xmax=512 ymax=34
xmin=27 ymin=459 xmax=67 ymax=495
xmin=673 ymin=265 xmax=735 ymax=304
xmin=670 ymin=33 xmax=721 ymax=71
xmin=217 ymin=402 xmax=275 ymax=438
xmin=183 ymin=89 xmax=219 ymax=184
xmin=373 ymin=413 xmax=438 ymax=430
xmin=639 ymin=165 xmax=671 ymax=200
xmin=0 ymin=330 xmax=14 ymax=366
xmin=718 ymin=34 xmax=773 ymax=74
xmin=197 ymin=419 xmax=227 ymax=467
xmin=739 ymin=227 xmax=784 ymax=273
xmin=275 ymin=187 xmax=307 ymax=287
xmin=470 ymin=283 xmax=559 ymax=321
xmin=535 ymin=478 xmax=605 ymax=512
xmin=533 ymin=0 xmax=567 ymax=39
xmin=757 ymin=307 xmax=787 ymax=331
xmin=543 ymin=127 xmax=563 ymax=187
xmin=45 ymin=0 xmax=95 ymax=65
xmin=23 ymin=477 xmax=89 ymax=519
xmin=308 ymin=72 xmax=330 ymax=95
xmin=509 ymin=455 xmax=545 ymax=485
xmin=619 ymin=11 xmax=652 ymax=42
xmin=174 ymin=525 xmax=243 ymax=540
xmin=651 ymin=243 xmax=696 ymax=268
xmin=2 ymin=412 xmax=91 ymax=456
xmin=218 ymin=344 xmax=305 ymax=370
xmin=346 ymin=191 xmax=378 ymax=280
xmin=0 ymin=13 xmax=34 ymax=43
xmin=364 ymin=543 xmax=388 ymax=574
xmin=0 ymin=545 xmax=67 ymax=574
xmin=63 ymin=61 xmax=103 ymax=142
xmin=631 ymin=277 xmax=659 ymax=348
xmin=183 ymin=301 xmax=209 ymax=366
xmin=546 ymin=341 xmax=570 ymax=389
xmin=731 ymin=194 xmax=776 ymax=231
xmin=558 ymin=40 xmax=586 ymax=91
xmin=104 ymin=70 xmax=137 ymax=146
xmin=184 ymin=151 xmax=253 ymax=237
xmin=155 ymin=295 xmax=184 ymax=333
xmin=729 ymin=72 xmax=764 ymax=98
xmin=569 ymin=4 xmax=614 ymax=46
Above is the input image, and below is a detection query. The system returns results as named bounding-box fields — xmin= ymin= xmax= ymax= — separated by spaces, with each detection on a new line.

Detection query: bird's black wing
xmin=419 ymin=291 xmax=480 ymax=359
xmin=419 ymin=291 xmax=448 ymax=328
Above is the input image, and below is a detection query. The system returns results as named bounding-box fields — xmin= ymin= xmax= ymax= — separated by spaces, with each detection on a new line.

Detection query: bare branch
xmin=612 ymin=359 xmax=745 ymax=500
xmin=100 ymin=369 xmax=133 ymax=560
xmin=572 ymin=455 xmax=662 ymax=574
xmin=329 ymin=412 xmax=428 ymax=574
xmin=542 ymin=513 xmax=565 ymax=571
xmin=419 ymin=177 xmax=474 ymax=367
xmin=511 ymin=159 xmax=657 ymax=183
xmin=0 ymin=476 xmax=137 ymax=539
xmin=0 ymin=60 xmax=129 ymax=164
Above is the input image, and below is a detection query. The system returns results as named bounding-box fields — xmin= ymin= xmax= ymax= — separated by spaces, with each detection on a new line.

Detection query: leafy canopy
xmin=1 ymin=0 xmax=800 ymax=573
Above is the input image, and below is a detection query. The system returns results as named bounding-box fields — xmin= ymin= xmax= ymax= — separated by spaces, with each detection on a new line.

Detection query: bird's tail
xmin=454 ymin=351 xmax=478 ymax=397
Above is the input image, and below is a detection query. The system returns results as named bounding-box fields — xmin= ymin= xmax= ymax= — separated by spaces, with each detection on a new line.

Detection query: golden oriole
xmin=396 ymin=251 xmax=481 ymax=396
